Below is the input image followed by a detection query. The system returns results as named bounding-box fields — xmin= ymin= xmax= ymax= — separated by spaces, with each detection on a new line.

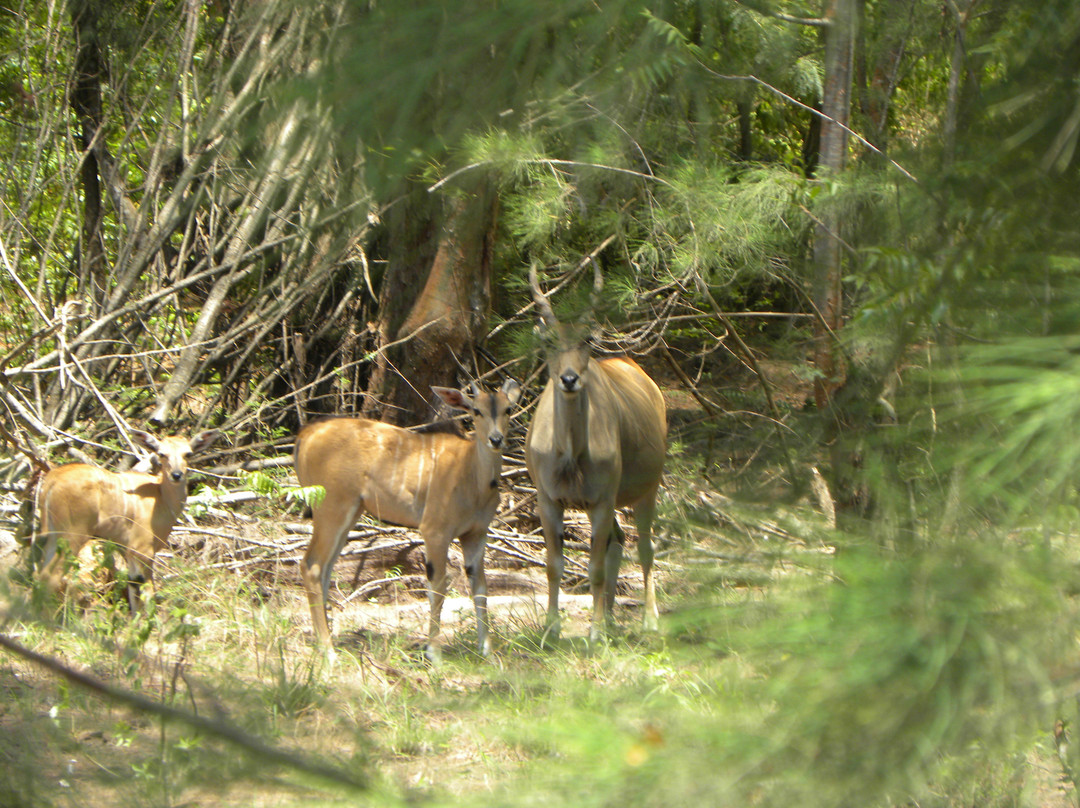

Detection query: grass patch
xmin=1 ymin=492 xmax=1077 ymax=808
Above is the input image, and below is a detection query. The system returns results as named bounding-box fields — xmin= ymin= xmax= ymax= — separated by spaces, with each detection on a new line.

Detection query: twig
xmin=0 ymin=237 xmax=48 ymax=322
xmin=658 ymin=341 xmax=721 ymax=417
xmin=339 ymin=575 xmax=406 ymax=605
xmin=699 ymin=67 xmax=918 ymax=183
xmin=0 ymin=630 xmax=367 ymax=793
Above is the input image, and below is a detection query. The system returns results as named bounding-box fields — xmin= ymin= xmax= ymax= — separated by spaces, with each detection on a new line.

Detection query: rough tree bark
xmin=363 ymin=183 xmax=498 ymax=426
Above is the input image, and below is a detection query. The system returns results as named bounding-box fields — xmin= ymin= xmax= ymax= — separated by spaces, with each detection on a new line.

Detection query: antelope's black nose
xmin=559 ymin=371 xmax=579 ymax=390
xmin=489 ymin=434 xmax=504 ymax=449
xmin=170 ymin=470 xmax=184 ymax=482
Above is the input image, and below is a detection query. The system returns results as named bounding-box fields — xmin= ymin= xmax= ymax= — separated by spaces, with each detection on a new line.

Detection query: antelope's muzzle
xmin=558 ymin=370 xmax=581 ymax=393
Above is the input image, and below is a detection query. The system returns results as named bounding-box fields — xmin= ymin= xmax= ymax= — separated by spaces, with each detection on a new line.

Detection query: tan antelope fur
xmin=525 ymin=263 xmax=667 ymax=642
xmin=295 ymin=379 xmax=522 ymax=658
xmin=37 ymin=429 xmax=220 ymax=611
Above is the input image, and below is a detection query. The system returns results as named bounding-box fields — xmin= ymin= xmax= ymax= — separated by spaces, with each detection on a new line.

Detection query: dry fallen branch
xmin=0 ymin=630 xmax=368 ymax=793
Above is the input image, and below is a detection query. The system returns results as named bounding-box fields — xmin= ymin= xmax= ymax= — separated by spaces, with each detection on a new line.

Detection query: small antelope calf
xmin=294 ymin=379 xmax=522 ymax=659
xmin=37 ymin=429 xmax=220 ymax=611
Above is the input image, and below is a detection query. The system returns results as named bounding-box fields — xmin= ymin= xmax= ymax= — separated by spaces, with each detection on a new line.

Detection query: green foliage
xmin=948 ymin=335 xmax=1080 ymax=518
xmin=504 ymin=169 xmax=576 ymax=250
xmin=742 ymin=541 xmax=1063 ymax=806
xmin=790 ymin=53 xmax=823 ymax=101
xmin=5 ymin=1 xmax=1080 ymax=807
xmin=323 ymin=0 xmax=674 ymax=192
xmin=241 ymin=469 xmax=325 ymax=510
xmin=261 ymin=641 xmax=328 ymax=720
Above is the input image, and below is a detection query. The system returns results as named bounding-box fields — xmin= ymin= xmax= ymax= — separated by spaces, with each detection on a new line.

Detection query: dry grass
xmin=1 ymin=482 xmax=1071 ymax=808
xmin=0 ymin=505 xmax=689 ymax=807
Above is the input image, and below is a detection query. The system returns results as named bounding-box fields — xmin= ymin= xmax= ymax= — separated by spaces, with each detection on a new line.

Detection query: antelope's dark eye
xmin=505 ymin=407 xmax=512 ymax=415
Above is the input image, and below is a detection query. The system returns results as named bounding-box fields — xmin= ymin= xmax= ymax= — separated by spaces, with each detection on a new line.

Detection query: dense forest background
xmin=3 ymin=1 xmax=1080 ymax=806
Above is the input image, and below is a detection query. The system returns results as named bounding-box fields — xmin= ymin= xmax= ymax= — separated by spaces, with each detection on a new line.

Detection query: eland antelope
xmin=295 ymin=379 xmax=522 ymax=659
xmin=37 ymin=428 xmax=220 ymax=611
xmin=525 ymin=263 xmax=667 ymax=642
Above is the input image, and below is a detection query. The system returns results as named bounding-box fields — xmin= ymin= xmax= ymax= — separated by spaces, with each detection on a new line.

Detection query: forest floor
xmin=0 ymin=453 xmax=698 ymax=807
xmin=0 ymin=357 xmax=1074 ymax=807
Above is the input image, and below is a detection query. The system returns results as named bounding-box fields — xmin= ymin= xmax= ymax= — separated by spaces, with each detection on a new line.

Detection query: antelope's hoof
xmin=540 ymin=622 xmax=561 ymax=648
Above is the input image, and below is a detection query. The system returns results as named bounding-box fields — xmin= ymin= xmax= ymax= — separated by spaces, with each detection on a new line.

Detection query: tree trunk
xmin=811 ymin=0 xmax=855 ymax=411
xmin=46 ymin=0 xmax=108 ymax=427
xmin=942 ymin=1 xmax=976 ymax=170
xmin=854 ymin=0 xmax=908 ymax=162
xmin=69 ymin=0 xmax=107 ymax=310
xmin=736 ymin=97 xmax=754 ymax=161
xmin=363 ymin=184 xmax=498 ymax=426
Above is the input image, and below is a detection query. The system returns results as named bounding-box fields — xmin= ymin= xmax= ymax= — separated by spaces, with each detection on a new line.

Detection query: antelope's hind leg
xmin=633 ymin=487 xmax=661 ymax=632
xmin=301 ymin=497 xmax=361 ymax=646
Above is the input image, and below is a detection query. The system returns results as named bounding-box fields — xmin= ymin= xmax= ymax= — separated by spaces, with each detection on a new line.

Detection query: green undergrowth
xmin=1 ymin=509 xmax=1078 ymax=808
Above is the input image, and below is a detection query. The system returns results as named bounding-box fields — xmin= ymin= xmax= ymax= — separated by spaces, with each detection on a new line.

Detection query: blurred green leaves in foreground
xmin=491 ymin=537 xmax=1073 ymax=808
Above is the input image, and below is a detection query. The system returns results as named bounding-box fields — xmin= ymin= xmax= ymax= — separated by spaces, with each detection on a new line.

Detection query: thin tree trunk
xmin=811 ymin=0 xmax=855 ymax=411
xmin=942 ymin=0 xmax=976 ymax=169
xmin=69 ymin=0 xmax=107 ymax=310
xmin=855 ymin=0 xmax=911 ymax=162
xmin=736 ymin=97 xmax=754 ymax=161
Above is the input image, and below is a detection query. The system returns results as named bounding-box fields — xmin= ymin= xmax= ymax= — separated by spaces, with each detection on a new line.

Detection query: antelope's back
xmin=294 ymin=416 xmax=471 ymax=523
xmin=294 ymin=417 xmax=376 ymax=490
xmin=597 ymin=357 xmax=667 ymax=503
xmin=40 ymin=464 xmax=152 ymax=540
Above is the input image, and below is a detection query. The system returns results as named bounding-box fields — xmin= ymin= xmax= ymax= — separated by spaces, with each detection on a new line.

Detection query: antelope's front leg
xmin=36 ymin=532 xmax=70 ymax=602
xmin=535 ymin=492 xmax=566 ymax=641
xmin=460 ymin=532 xmax=491 ymax=657
xmin=423 ymin=538 xmax=451 ymax=664
xmin=587 ymin=501 xmax=620 ymax=644
xmin=124 ymin=537 xmax=156 ymax=614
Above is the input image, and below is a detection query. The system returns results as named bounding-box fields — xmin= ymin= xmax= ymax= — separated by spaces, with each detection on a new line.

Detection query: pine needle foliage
xmin=657 ymin=162 xmax=807 ymax=284
xmin=947 ymin=334 xmax=1080 ymax=521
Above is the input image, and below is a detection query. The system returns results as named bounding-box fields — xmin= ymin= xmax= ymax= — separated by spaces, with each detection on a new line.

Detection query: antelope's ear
xmin=432 ymin=386 xmax=470 ymax=412
xmin=131 ymin=429 xmax=161 ymax=453
xmin=501 ymin=378 xmax=522 ymax=405
xmin=190 ymin=430 xmax=221 ymax=454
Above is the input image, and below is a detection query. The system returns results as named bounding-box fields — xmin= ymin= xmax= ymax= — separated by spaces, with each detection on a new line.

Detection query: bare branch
xmin=700 ymin=68 xmax=919 ymax=183
xmin=0 ymin=631 xmax=368 ymax=793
